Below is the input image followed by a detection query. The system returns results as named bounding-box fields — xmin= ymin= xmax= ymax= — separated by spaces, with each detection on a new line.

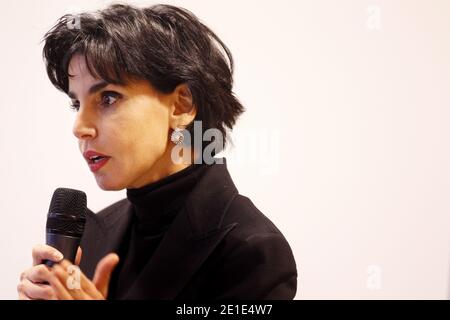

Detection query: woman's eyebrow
xmin=68 ymin=81 xmax=109 ymax=99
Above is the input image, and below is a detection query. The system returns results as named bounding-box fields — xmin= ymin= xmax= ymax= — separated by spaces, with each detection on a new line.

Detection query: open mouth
xmin=89 ymin=156 xmax=107 ymax=164
xmin=83 ymin=150 xmax=111 ymax=172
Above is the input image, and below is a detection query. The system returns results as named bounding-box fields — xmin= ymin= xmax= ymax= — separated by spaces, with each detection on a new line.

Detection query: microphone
xmin=44 ymin=188 xmax=87 ymax=267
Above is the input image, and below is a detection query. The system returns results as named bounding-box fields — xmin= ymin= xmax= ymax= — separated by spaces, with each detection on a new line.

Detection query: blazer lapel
xmin=124 ymin=159 xmax=238 ymax=299
xmin=124 ymin=209 xmax=237 ymax=299
xmin=80 ymin=200 xmax=134 ymax=279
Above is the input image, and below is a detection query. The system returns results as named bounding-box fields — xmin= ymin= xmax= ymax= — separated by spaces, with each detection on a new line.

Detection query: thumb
xmin=92 ymin=253 xmax=120 ymax=298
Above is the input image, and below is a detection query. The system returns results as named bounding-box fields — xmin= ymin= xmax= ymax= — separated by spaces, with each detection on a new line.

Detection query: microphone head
xmin=46 ymin=188 xmax=87 ymax=238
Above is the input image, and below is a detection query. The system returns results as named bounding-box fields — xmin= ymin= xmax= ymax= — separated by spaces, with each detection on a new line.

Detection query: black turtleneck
xmin=110 ymin=163 xmax=208 ymax=299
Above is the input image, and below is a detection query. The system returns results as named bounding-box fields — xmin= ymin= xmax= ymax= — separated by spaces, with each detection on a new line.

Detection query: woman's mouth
xmin=88 ymin=156 xmax=110 ymax=172
xmin=83 ymin=150 xmax=111 ymax=173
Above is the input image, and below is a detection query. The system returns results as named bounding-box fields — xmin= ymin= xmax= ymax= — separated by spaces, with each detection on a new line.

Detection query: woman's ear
xmin=170 ymin=84 xmax=197 ymax=128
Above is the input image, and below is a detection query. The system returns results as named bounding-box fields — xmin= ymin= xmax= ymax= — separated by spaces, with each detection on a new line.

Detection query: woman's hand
xmin=18 ymin=244 xmax=77 ymax=300
xmin=48 ymin=253 xmax=119 ymax=300
xmin=18 ymin=244 xmax=119 ymax=300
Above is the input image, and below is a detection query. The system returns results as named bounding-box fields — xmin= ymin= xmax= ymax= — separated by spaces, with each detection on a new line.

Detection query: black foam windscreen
xmin=46 ymin=188 xmax=87 ymax=237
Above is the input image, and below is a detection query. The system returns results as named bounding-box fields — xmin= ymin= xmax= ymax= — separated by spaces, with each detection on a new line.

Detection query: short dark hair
xmin=42 ymin=3 xmax=244 ymax=151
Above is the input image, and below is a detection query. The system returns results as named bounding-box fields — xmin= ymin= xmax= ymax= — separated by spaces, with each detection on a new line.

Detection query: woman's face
xmin=68 ymin=54 xmax=183 ymax=190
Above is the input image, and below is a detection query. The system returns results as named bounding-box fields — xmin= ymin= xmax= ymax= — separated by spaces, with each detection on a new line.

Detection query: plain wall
xmin=0 ymin=0 xmax=449 ymax=299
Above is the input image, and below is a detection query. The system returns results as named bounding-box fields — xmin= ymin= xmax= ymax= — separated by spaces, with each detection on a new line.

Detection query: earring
xmin=170 ymin=127 xmax=185 ymax=145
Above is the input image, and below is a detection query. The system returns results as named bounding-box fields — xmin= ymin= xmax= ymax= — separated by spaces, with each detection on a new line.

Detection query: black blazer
xmin=79 ymin=161 xmax=297 ymax=299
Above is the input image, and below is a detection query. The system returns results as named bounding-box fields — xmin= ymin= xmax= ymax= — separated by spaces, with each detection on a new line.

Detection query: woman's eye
xmin=101 ymin=91 xmax=121 ymax=107
xmin=69 ymin=101 xmax=80 ymax=112
xmin=67 ymin=91 xmax=121 ymax=112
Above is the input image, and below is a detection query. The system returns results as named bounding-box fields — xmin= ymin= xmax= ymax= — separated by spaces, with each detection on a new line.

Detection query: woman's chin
xmin=94 ymin=175 xmax=125 ymax=191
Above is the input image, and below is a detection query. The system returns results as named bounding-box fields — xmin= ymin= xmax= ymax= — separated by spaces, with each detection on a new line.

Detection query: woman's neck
xmin=127 ymin=146 xmax=197 ymax=189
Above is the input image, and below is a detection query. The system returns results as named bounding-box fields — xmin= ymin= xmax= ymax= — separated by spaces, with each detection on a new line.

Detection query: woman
xmin=17 ymin=3 xmax=297 ymax=300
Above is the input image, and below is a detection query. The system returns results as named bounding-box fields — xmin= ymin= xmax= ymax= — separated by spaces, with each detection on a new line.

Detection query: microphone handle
xmin=44 ymin=233 xmax=81 ymax=267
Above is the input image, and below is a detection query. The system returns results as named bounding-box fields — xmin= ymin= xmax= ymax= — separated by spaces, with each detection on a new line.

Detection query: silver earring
xmin=171 ymin=127 xmax=185 ymax=145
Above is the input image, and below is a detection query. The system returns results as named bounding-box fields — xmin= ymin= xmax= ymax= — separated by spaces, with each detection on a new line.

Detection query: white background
xmin=0 ymin=0 xmax=449 ymax=299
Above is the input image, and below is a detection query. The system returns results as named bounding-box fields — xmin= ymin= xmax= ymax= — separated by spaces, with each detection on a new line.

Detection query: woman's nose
xmin=72 ymin=106 xmax=97 ymax=140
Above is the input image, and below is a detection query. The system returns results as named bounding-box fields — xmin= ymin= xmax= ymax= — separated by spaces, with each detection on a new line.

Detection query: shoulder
xmin=224 ymin=194 xmax=295 ymax=256
xmin=207 ymin=194 xmax=298 ymax=299
xmin=224 ymin=194 xmax=285 ymax=235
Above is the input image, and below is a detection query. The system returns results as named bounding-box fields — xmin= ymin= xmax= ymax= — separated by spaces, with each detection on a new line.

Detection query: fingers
xmin=21 ymin=254 xmax=117 ymax=300
xmin=75 ymin=247 xmax=83 ymax=266
xmin=93 ymin=253 xmax=120 ymax=298
xmin=54 ymin=260 xmax=101 ymax=300
xmin=51 ymin=262 xmax=90 ymax=300
xmin=19 ymin=246 xmax=87 ymax=300
xmin=18 ymin=291 xmax=31 ymax=300
xmin=26 ymin=264 xmax=52 ymax=283
xmin=17 ymin=265 xmax=56 ymax=300
xmin=47 ymin=267 xmax=76 ymax=300
xmin=48 ymin=259 xmax=104 ymax=300
xmin=32 ymin=244 xmax=63 ymax=266
xmin=17 ymin=279 xmax=56 ymax=300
